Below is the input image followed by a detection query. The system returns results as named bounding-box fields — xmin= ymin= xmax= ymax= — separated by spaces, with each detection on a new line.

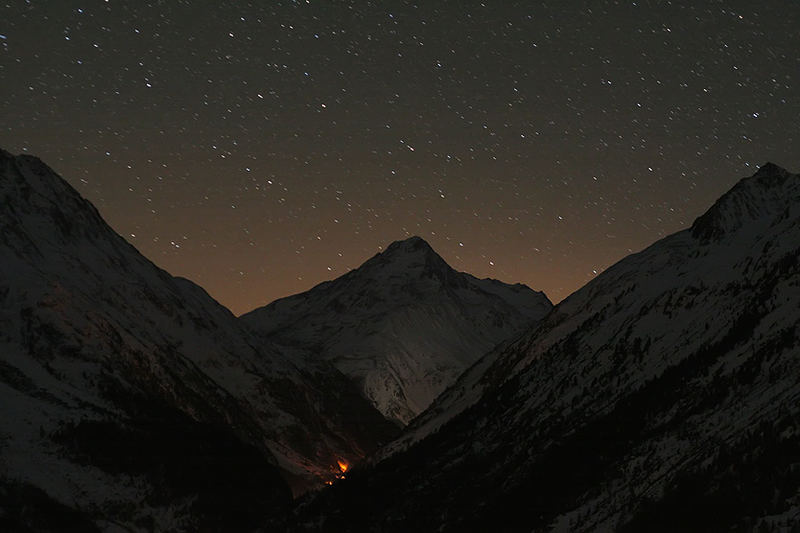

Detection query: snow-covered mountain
xmin=292 ymin=163 xmax=800 ymax=532
xmin=0 ymin=149 xmax=396 ymax=530
xmin=241 ymin=235 xmax=553 ymax=425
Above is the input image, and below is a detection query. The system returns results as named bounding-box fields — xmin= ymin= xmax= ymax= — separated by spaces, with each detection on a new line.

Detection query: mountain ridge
xmin=691 ymin=161 xmax=797 ymax=242
xmin=242 ymin=235 xmax=553 ymax=425
xmin=293 ymin=162 xmax=800 ymax=532
xmin=388 ymin=162 xmax=799 ymax=455
xmin=0 ymin=148 xmax=397 ymax=528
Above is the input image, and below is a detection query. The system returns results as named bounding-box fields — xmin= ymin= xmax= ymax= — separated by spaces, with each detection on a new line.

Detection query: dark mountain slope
xmin=0 ymin=149 xmax=394 ymax=529
xmin=291 ymin=163 xmax=800 ymax=532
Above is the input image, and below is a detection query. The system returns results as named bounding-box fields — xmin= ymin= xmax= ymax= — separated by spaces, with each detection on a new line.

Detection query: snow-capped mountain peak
xmin=753 ymin=160 xmax=791 ymax=179
xmin=1 ymin=150 xmax=108 ymax=249
xmin=353 ymin=236 xmax=457 ymax=286
xmin=242 ymin=236 xmax=552 ymax=425
xmin=383 ymin=235 xmax=435 ymax=254
xmin=691 ymin=161 xmax=797 ymax=242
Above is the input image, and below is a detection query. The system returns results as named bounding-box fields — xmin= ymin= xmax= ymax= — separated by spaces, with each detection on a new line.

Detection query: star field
xmin=2 ymin=1 xmax=798 ymax=314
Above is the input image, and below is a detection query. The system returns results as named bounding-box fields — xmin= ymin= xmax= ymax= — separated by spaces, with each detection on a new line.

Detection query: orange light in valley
xmin=326 ymin=459 xmax=350 ymax=485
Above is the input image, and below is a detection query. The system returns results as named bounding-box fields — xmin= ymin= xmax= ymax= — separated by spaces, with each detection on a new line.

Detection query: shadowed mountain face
xmin=290 ymin=163 xmax=800 ymax=532
xmin=241 ymin=235 xmax=553 ymax=425
xmin=0 ymin=149 xmax=397 ymax=529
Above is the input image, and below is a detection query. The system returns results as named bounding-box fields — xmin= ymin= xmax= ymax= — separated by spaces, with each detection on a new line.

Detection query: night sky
xmin=2 ymin=1 xmax=798 ymax=315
